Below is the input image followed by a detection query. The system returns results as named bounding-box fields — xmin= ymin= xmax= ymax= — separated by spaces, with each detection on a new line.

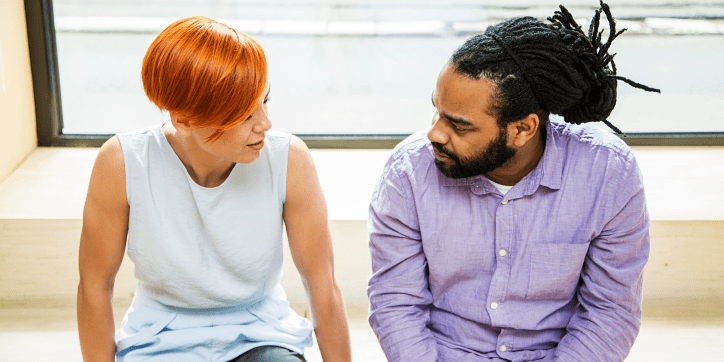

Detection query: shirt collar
xmin=441 ymin=173 xmax=497 ymax=196
xmin=441 ymin=174 xmax=485 ymax=187
xmin=520 ymin=117 xmax=563 ymax=193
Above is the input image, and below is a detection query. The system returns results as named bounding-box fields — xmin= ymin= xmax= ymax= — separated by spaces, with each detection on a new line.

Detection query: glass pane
xmin=53 ymin=1 xmax=724 ymax=135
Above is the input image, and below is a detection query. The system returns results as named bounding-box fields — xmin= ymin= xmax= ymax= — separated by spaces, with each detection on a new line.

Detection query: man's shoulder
xmin=387 ymin=128 xmax=436 ymax=170
xmin=550 ymin=116 xmax=635 ymax=164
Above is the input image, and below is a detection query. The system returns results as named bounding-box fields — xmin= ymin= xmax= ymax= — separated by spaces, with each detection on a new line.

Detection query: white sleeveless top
xmin=114 ymin=123 xmax=312 ymax=361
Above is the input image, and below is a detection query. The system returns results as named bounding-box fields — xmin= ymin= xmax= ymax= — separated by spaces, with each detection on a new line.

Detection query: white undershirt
xmin=486 ymin=177 xmax=514 ymax=195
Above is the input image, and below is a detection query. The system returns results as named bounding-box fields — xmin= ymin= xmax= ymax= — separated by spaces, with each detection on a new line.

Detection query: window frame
xmin=25 ymin=0 xmax=724 ymax=148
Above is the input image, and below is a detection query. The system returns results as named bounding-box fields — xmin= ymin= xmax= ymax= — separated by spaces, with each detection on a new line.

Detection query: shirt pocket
xmin=526 ymin=242 xmax=590 ymax=302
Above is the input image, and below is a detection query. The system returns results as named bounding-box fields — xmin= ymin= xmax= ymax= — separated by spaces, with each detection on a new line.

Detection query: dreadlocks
xmin=451 ymin=0 xmax=660 ymax=135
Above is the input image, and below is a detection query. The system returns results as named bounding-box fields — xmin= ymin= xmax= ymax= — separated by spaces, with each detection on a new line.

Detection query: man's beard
xmin=432 ymin=128 xmax=516 ymax=179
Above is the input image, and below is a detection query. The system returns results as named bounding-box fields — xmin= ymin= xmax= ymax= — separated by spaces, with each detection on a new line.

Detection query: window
xmin=27 ymin=0 xmax=724 ymax=147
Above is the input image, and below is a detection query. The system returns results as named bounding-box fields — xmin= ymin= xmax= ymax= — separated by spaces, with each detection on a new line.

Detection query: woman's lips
xmin=248 ymin=140 xmax=264 ymax=151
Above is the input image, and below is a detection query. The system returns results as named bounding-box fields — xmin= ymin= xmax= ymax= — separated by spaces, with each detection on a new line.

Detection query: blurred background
xmin=51 ymin=0 xmax=724 ymax=136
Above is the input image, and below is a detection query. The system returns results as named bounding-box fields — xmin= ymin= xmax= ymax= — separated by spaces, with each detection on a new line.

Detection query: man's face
xmin=428 ymin=64 xmax=516 ymax=179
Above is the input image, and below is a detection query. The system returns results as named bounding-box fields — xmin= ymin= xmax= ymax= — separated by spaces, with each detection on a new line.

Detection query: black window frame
xmin=25 ymin=0 xmax=724 ymax=148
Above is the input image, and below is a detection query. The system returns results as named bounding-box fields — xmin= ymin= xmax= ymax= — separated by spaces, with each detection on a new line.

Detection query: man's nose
xmin=427 ymin=115 xmax=448 ymax=145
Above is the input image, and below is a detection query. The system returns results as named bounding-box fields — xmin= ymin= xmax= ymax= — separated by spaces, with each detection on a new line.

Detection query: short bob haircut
xmin=142 ymin=16 xmax=267 ymax=141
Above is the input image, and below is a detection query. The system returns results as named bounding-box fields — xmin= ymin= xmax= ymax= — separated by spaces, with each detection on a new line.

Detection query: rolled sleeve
xmin=367 ymin=164 xmax=438 ymax=362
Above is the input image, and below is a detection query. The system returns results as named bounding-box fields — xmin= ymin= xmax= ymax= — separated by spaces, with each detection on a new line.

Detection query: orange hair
xmin=141 ymin=16 xmax=267 ymax=141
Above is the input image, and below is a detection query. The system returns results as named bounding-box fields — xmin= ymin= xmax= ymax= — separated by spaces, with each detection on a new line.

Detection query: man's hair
xmin=141 ymin=16 xmax=267 ymax=141
xmin=451 ymin=1 xmax=659 ymax=134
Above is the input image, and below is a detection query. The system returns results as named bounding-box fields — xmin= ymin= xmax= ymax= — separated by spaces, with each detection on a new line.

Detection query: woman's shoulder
xmin=281 ymin=134 xmax=315 ymax=194
xmin=117 ymin=122 xmax=164 ymax=137
xmin=265 ymin=129 xmax=292 ymax=141
xmin=115 ymin=123 xmax=166 ymax=154
xmin=86 ymin=135 xmax=128 ymax=209
xmin=95 ymin=136 xmax=125 ymax=172
xmin=263 ymin=129 xmax=293 ymax=150
xmin=284 ymin=134 xmax=311 ymax=166
xmin=257 ymin=130 xmax=291 ymax=158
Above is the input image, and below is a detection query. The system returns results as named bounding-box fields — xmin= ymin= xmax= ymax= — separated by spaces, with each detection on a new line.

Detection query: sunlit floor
xmin=1 ymin=308 xmax=723 ymax=361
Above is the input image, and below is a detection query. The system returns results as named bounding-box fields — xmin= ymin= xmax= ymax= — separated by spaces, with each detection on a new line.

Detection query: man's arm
xmin=544 ymin=157 xmax=650 ymax=362
xmin=367 ymin=163 xmax=438 ymax=362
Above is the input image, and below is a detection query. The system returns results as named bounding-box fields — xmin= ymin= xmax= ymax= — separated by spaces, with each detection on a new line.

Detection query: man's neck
xmin=486 ymin=126 xmax=546 ymax=186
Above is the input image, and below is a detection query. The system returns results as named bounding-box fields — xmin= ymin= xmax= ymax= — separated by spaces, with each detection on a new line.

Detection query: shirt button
xmin=499 ymin=249 xmax=507 ymax=257
xmin=501 ymin=200 xmax=508 ymax=205
xmin=491 ymin=302 xmax=498 ymax=309
xmin=500 ymin=345 xmax=507 ymax=352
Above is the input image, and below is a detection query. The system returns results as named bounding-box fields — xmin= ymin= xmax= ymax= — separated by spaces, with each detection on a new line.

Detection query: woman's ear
xmin=170 ymin=115 xmax=192 ymax=136
xmin=509 ymin=113 xmax=540 ymax=148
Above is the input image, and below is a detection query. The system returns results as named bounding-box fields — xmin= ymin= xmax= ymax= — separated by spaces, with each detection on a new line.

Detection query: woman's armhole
xmin=281 ymin=134 xmax=297 ymax=206
xmin=95 ymin=136 xmax=129 ymax=209
xmin=111 ymin=135 xmax=131 ymax=206
xmin=284 ymin=135 xmax=315 ymax=206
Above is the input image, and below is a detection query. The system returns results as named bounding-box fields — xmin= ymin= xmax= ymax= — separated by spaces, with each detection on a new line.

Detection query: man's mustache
xmin=431 ymin=142 xmax=457 ymax=160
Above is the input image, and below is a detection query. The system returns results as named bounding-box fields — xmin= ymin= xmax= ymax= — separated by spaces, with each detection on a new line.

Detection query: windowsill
xmin=1 ymin=146 xmax=723 ymax=221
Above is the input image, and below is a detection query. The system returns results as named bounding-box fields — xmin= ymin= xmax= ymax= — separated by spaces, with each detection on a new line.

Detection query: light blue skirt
xmin=115 ymin=284 xmax=314 ymax=361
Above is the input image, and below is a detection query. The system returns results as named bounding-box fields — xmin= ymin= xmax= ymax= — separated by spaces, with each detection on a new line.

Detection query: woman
xmin=77 ymin=16 xmax=351 ymax=361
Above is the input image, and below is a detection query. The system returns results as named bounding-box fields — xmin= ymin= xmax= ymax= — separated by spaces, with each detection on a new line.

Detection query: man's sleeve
xmin=367 ymin=164 xmax=438 ymax=362
xmin=544 ymin=155 xmax=651 ymax=362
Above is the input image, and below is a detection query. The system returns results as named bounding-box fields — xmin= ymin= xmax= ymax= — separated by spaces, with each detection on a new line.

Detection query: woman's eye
xmin=263 ymin=97 xmax=271 ymax=104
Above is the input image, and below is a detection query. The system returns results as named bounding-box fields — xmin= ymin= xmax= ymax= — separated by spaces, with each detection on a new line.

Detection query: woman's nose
xmin=253 ymin=115 xmax=272 ymax=133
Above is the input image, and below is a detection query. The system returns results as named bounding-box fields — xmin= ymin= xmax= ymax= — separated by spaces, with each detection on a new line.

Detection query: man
xmin=367 ymin=3 xmax=659 ymax=361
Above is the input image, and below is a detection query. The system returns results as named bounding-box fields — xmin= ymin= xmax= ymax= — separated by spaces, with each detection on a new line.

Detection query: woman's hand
xmin=283 ymin=136 xmax=352 ymax=362
xmin=77 ymin=136 xmax=129 ymax=362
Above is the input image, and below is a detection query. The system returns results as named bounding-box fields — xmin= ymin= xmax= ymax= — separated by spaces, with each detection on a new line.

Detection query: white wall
xmin=0 ymin=0 xmax=37 ymax=183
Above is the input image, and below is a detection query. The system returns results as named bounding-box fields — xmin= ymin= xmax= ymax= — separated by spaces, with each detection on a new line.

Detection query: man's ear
xmin=170 ymin=115 xmax=192 ymax=136
xmin=508 ymin=113 xmax=540 ymax=147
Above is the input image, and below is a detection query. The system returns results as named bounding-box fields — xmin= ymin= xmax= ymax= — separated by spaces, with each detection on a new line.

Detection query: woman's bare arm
xmin=77 ymin=136 xmax=129 ymax=362
xmin=283 ymin=136 xmax=352 ymax=362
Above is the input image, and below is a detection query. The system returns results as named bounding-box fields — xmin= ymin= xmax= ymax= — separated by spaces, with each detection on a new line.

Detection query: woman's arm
xmin=77 ymin=136 xmax=130 ymax=362
xmin=283 ymin=136 xmax=352 ymax=362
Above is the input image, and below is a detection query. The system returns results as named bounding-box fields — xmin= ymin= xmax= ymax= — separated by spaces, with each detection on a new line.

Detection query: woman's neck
xmin=162 ymin=123 xmax=235 ymax=188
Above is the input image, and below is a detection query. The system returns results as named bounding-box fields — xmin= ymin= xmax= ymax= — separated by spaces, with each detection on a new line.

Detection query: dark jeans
xmin=229 ymin=346 xmax=307 ymax=362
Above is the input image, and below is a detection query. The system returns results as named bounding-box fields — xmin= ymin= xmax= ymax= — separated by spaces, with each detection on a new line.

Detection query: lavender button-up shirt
xmin=367 ymin=116 xmax=650 ymax=362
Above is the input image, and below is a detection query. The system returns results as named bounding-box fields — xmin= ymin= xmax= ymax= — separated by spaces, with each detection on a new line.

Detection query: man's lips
xmin=433 ymin=149 xmax=456 ymax=165
xmin=432 ymin=145 xmax=454 ymax=160
xmin=433 ymin=148 xmax=447 ymax=158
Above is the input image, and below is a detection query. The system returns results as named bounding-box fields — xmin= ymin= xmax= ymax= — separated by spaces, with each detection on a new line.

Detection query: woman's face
xmin=190 ymin=84 xmax=272 ymax=164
